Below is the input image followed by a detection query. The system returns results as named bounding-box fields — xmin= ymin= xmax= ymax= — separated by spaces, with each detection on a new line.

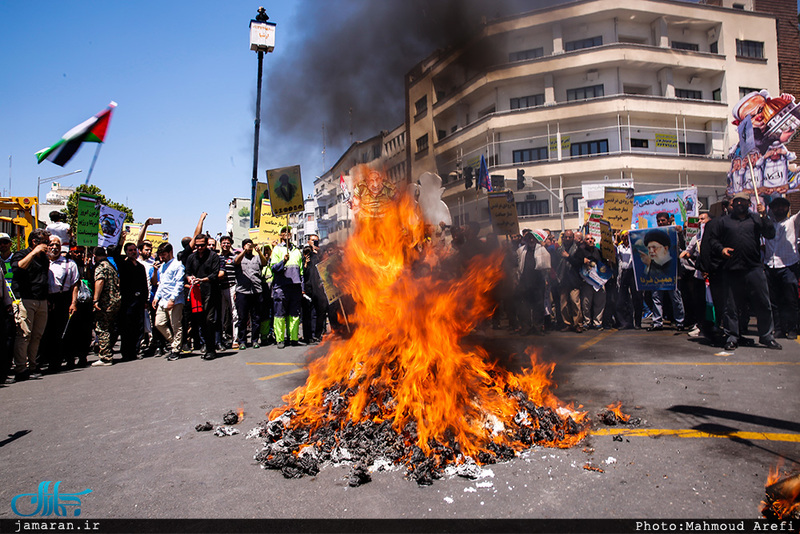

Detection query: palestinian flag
xmin=35 ymin=102 xmax=117 ymax=166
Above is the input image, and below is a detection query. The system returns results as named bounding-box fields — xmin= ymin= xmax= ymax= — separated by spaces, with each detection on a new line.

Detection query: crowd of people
xmin=2 ymin=195 xmax=795 ymax=384
xmin=1 ymin=211 xmax=332 ymax=384
xmin=453 ymin=194 xmax=791 ymax=352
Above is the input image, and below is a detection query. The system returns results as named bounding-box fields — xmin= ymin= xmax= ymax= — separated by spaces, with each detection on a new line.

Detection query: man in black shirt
xmin=707 ymin=192 xmax=780 ymax=350
xmin=9 ymin=229 xmax=51 ymax=381
xmin=118 ymin=242 xmax=148 ymax=361
xmin=185 ymin=234 xmax=221 ymax=360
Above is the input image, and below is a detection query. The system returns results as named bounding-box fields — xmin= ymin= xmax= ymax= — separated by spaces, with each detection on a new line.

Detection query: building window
xmin=509 ymin=47 xmax=544 ymax=62
xmin=510 ymin=94 xmax=545 ymax=109
xmin=680 ymin=142 xmax=706 ymax=155
xmin=512 ymin=147 xmax=548 ymax=163
xmin=307 ymin=213 xmax=314 ymax=222
xmin=570 ymin=139 xmax=609 ymax=157
xmin=739 ymin=86 xmax=761 ymax=98
xmin=415 ymin=134 xmax=429 ymax=154
xmin=710 ymin=41 xmax=718 ymax=54
xmin=732 ymin=3 xmax=745 ymax=9
xmin=675 ymin=89 xmax=702 ymax=100
xmin=736 ymin=39 xmax=764 ymax=59
xmin=415 ymin=95 xmax=428 ymax=116
xmin=631 ymin=138 xmax=649 ymax=149
xmin=565 ymin=36 xmax=602 ymax=51
xmin=712 ymin=88 xmax=721 ymax=102
xmin=437 ymin=129 xmax=447 ymax=141
xmin=672 ymin=41 xmax=699 ymax=51
xmin=517 ymin=200 xmax=549 ymax=217
xmin=566 ymin=84 xmax=604 ymax=101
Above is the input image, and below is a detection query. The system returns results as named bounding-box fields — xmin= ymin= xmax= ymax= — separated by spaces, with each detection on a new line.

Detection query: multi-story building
xmin=405 ymin=0 xmax=784 ymax=232
xmin=314 ymin=126 xmax=407 ymax=244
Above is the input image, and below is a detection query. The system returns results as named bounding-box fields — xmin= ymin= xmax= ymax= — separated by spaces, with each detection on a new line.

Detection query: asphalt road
xmin=0 ymin=323 xmax=797 ymax=526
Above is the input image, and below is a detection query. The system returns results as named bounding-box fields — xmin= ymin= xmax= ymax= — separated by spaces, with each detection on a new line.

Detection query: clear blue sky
xmin=0 ymin=1 xmax=320 ymax=239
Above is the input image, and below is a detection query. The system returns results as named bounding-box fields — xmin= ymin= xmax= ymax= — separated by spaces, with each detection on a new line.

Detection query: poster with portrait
xmin=726 ymin=89 xmax=800 ymax=199
xmin=253 ymin=181 xmax=270 ymax=224
xmin=629 ymin=226 xmax=679 ymax=291
xmin=144 ymin=230 xmax=169 ymax=248
xmin=98 ymin=205 xmax=127 ymax=247
xmin=266 ymin=165 xmax=304 ymax=216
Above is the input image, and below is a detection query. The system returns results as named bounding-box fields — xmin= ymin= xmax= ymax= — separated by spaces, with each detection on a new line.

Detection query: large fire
xmin=258 ymin=193 xmax=588 ymax=483
xmin=762 ymin=463 xmax=800 ymax=520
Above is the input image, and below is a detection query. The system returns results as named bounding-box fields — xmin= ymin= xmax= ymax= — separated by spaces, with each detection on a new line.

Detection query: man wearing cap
xmin=707 ymin=191 xmax=780 ymax=350
xmin=763 ymin=196 xmax=800 ymax=339
xmin=0 ymin=232 xmax=15 ymax=382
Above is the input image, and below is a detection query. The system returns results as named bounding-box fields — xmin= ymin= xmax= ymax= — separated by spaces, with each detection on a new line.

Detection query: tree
xmin=64 ymin=184 xmax=134 ymax=230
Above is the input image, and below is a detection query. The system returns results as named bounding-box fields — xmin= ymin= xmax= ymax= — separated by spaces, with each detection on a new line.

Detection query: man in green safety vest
xmin=270 ymin=226 xmax=304 ymax=349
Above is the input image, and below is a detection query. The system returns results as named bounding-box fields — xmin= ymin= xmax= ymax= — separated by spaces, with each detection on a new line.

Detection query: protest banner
xmin=630 ymin=226 xmax=679 ymax=291
xmin=603 ymin=187 xmax=634 ymax=230
xmin=258 ymin=198 xmax=284 ymax=245
xmin=267 ymin=165 xmax=304 ymax=216
xmin=249 ymin=228 xmax=261 ymax=244
xmin=588 ymin=188 xmax=697 ymax=229
xmin=598 ymin=219 xmax=616 ymax=268
xmin=98 ymin=205 xmax=126 ymax=247
xmin=487 ymin=190 xmax=519 ymax=236
xmin=76 ymin=193 xmax=100 ymax=247
xmin=145 ymin=231 xmax=169 ymax=248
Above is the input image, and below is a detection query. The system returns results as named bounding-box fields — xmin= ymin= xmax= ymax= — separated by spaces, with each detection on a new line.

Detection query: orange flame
xmin=605 ymin=401 xmax=631 ymax=423
xmin=237 ymin=404 xmax=245 ymax=423
xmin=762 ymin=462 xmax=800 ymax=519
xmin=269 ymin=194 xmax=587 ymax=461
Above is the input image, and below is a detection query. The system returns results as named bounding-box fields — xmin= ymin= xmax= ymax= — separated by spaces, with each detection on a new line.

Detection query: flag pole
xmin=84 ymin=143 xmax=104 ymax=185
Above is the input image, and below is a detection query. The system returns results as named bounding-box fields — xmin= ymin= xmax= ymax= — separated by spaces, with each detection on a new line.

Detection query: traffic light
xmin=464 ymin=166 xmax=474 ymax=189
xmin=517 ymin=168 xmax=525 ymax=190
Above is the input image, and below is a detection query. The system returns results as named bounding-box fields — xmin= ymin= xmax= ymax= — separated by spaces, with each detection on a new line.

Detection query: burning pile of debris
xmin=596 ymin=402 xmax=642 ymax=426
xmin=252 ymin=194 xmax=589 ymax=485
xmin=761 ymin=466 xmax=800 ymax=520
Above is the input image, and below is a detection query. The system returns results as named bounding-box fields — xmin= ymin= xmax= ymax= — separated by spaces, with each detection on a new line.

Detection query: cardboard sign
xmin=630 ymin=226 xmax=679 ymax=291
xmin=603 ymin=187 xmax=634 ymax=231
xmin=76 ymin=194 xmax=100 ymax=247
xmin=267 ymin=165 xmax=304 ymax=216
xmin=685 ymin=216 xmax=700 ymax=242
xmin=487 ymin=191 xmax=520 ymax=236
xmin=598 ymin=219 xmax=616 ymax=268
xmin=145 ymin=230 xmax=169 ymax=248
xmin=258 ymin=198 xmax=284 ymax=245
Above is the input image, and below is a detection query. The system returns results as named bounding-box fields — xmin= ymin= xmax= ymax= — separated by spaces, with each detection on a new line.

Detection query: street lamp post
xmin=249 ymin=7 xmax=276 ymax=228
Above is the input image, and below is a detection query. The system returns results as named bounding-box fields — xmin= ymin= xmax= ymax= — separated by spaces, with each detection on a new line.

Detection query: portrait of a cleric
xmin=630 ymin=226 xmax=679 ymax=291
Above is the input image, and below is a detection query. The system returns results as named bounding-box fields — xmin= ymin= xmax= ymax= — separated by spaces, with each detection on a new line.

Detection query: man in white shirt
xmin=46 ymin=211 xmax=71 ymax=253
xmin=764 ymin=196 xmax=800 ymax=339
xmin=41 ymin=235 xmax=79 ymax=372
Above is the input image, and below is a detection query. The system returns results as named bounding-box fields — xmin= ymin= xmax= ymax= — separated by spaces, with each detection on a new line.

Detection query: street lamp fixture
xmin=249 ymin=7 xmax=276 ymax=227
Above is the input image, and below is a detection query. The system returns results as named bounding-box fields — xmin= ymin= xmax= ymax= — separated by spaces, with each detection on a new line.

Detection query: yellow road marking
xmin=246 ymin=362 xmax=299 ymax=366
xmin=590 ymin=428 xmax=800 ymax=442
xmin=258 ymin=368 xmax=306 ymax=381
xmin=563 ymin=330 xmax=615 ymax=358
xmin=574 ymin=361 xmax=800 ymax=366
